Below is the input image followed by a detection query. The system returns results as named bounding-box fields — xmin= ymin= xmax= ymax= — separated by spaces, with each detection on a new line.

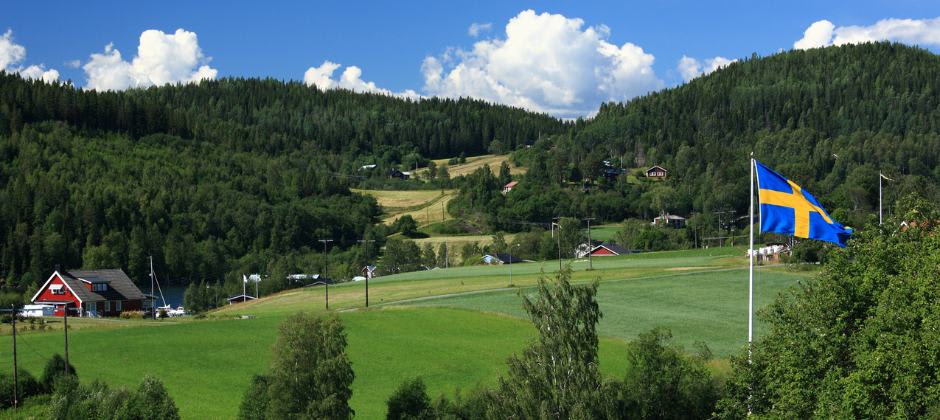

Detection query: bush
xmin=237 ymin=375 xmax=270 ymax=420
xmin=386 ymin=377 xmax=433 ymax=420
xmin=41 ymin=354 xmax=76 ymax=393
xmin=0 ymin=369 xmax=42 ymax=409
xmin=119 ymin=311 xmax=145 ymax=320
xmin=616 ymin=328 xmax=720 ymax=419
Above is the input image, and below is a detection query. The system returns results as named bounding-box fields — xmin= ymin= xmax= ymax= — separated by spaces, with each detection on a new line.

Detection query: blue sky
xmin=3 ymin=1 xmax=939 ymax=117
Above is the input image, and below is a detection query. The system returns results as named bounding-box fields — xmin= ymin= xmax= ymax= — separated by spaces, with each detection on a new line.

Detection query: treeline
xmin=0 ymin=73 xmax=563 ymax=160
xmin=0 ymin=70 xmax=563 ymax=293
xmin=455 ymin=43 xmax=940 ymax=237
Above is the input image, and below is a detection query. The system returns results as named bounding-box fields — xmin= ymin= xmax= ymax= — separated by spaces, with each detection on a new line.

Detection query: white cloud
xmin=83 ymin=28 xmax=218 ymax=91
xmin=468 ymin=22 xmax=493 ymax=37
xmin=794 ymin=17 xmax=940 ymax=50
xmin=677 ymin=55 xmax=736 ymax=81
xmin=303 ymin=60 xmax=419 ymax=99
xmin=423 ymin=10 xmax=663 ymax=118
xmin=0 ymin=29 xmax=60 ymax=83
xmin=18 ymin=65 xmax=59 ymax=83
xmin=794 ymin=20 xmax=836 ymax=50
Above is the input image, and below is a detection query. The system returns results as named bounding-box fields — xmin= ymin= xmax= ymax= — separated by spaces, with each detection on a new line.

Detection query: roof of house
xmin=34 ymin=269 xmax=146 ymax=304
xmin=654 ymin=214 xmax=686 ymax=221
xmin=494 ymin=253 xmax=524 ymax=264
xmin=227 ymin=294 xmax=257 ymax=301
xmin=503 ymin=181 xmax=519 ymax=189
xmin=646 ymin=165 xmax=668 ymax=173
xmin=593 ymin=242 xmax=632 ymax=255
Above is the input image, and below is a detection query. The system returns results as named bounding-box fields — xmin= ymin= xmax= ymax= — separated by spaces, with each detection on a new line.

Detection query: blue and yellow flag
xmin=755 ymin=161 xmax=853 ymax=247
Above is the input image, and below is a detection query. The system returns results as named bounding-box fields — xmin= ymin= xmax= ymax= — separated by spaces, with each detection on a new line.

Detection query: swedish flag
xmin=755 ymin=161 xmax=853 ymax=247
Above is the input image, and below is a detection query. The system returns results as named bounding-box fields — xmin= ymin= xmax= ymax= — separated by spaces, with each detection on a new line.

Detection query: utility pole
xmin=552 ymin=217 xmax=562 ymax=272
xmin=584 ymin=217 xmax=595 ymax=270
xmin=11 ymin=305 xmax=17 ymax=409
xmin=444 ymin=242 xmax=448 ymax=268
xmin=319 ymin=239 xmax=334 ymax=280
xmin=358 ymin=239 xmax=376 ymax=307
xmin=149 ymin=256 xmax=155 ymax=320
xmin=63 ymin=303 xmax=69 ymax=377
xmin=508 ymin=244 xmax=519 ymax=287
xmin=441 ymin=201 xmax=445 ymax=224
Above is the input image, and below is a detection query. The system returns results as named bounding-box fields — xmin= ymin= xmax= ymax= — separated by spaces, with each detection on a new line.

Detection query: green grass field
xmin=0 ymin=247 xmax=811 ymax=419
xmin=0 ymin=307 xmax=632 ymax=419
xmin=589 ymin=224 xmax=622 ymax=242
xmin=404 ymin=267 xmax=807 ymax=356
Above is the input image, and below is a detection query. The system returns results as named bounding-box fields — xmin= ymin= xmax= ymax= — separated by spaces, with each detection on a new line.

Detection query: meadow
xmin=0 ymin=247 xmax=811 ymax=418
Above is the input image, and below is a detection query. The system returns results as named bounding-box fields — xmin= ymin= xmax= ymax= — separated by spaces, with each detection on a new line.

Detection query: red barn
xmin=589 ymin=243 xmax=634 ymax=257
xmin=31 ymin=269 xmax=146 ymax=317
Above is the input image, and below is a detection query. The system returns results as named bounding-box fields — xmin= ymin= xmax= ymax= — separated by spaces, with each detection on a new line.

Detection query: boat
xmin=149 ymin=257 xmax=186 ymax=318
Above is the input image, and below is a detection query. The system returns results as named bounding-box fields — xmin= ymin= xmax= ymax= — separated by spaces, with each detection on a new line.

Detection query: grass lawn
xmin=405 ymin=266 xmax=809 ymax=357
xmin=0 ymin=247 xmax=808 ymax=419
xmin=590 ymin=224 xmax=622 ymax=242
xmin=0 ymin=307 xmax=632 ymax=419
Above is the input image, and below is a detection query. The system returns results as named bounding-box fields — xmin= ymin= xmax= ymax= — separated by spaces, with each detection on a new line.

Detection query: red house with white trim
xmin=31 ymin=269 xmax=146 ymax=317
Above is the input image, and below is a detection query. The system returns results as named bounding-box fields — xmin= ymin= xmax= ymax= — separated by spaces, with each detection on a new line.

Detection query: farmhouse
xmin=588 ymin=242 xmax=634 ymax=257
xmin=646 ymin=165 xmax=668 ymax=179
xmin=31 ymin=269 xmax=146 ymax=317
xmin=652 ymin=213 xmax=686 ymax=228
xmin=502 ymin=181 xmax=518 ymax=194
xmin=482 ymin=253 xmax=524 ymax=265
xmin=389 ymin=168 xmax=410 ymax=180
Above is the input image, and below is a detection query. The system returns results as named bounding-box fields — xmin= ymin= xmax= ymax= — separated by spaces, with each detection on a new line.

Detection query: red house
xmin=589 ymin=242 xmax=634 ymax=257
xmin=31 ymin=269 xmax=146 ymax=317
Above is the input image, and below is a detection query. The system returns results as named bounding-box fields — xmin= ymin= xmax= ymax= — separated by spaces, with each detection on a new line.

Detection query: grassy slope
xmin=0 ymin=307 xmax=631 ymax=419
xmin=419 ymin=154 xmax=526 ymax=178
xmin=0 ymin=248 xmax=807 ymax=418
xmin=405 ymin=267 xmax=807 ymax=356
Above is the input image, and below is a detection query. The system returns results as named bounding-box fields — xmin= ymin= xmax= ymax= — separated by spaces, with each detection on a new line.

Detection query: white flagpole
xmin=748 ymin=155 xmax=755 ymax=362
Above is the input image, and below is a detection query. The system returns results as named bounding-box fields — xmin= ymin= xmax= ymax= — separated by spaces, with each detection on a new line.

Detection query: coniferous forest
xmin=2 ymin=42 xmax=940 ymax=301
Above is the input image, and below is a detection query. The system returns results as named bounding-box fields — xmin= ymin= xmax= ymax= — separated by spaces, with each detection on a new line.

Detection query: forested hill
xmin=0 ymin=74 xmax=562 ymax=292
xmin=0 ymin=75 xmax=563 ymax=159
xmin=542 ymin=42 xmax=940 ymax=219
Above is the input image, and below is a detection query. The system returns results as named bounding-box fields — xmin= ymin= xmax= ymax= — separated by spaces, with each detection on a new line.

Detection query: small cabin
xmin=482 ymin=253 xmax=524 ymax=265
xmin=389 ymin=169 xmax=410 ymax=180
xmin=502 ymin=181 xmax=518 ymax=194
xmin=646 ymin=165 xmax=668 ymax=180
xmin=652 ymin=214 xmax=686 ymax=228
xmin=227 ymin=294 xmax=257 ymax=305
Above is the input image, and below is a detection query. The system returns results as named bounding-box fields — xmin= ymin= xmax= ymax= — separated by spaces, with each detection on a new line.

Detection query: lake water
xmin=151 ymin=285 xmax=185 ymax=308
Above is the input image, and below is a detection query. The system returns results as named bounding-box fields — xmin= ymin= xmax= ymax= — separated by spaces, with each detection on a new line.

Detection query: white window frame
xmin=115 ymin=301 xmax=122 ymax=312
xmin=104 ymin=301 xmax=111 ymax=312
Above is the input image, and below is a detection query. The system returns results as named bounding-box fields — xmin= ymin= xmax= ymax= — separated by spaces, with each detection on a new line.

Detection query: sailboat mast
xmin=150 ymin=256 xmax=155 ymax=320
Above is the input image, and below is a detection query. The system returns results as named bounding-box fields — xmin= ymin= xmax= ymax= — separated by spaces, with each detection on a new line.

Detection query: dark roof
xmin=64 ymin=269 xmax=146 ymax=302
xmin=594 ymin=242 xmax=633 ymax=255
xmin=227 ymin=294 xmax=257 ymax=301
xmin=494 ymin=253 xmax=524 ymax=264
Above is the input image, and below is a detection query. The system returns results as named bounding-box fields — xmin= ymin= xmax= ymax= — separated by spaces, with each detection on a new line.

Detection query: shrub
xmin=0 ymin=369 xmax=42 ymax=409
xmin=40 ymin=354 xmax=76 ymax=393
xmin=237 ymin=374 xmax=270 ymax=420
xmin=386 ymin=377 xmax=432 ymax=420
xmin=119 ymin=311 xmax=145 ymax=320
